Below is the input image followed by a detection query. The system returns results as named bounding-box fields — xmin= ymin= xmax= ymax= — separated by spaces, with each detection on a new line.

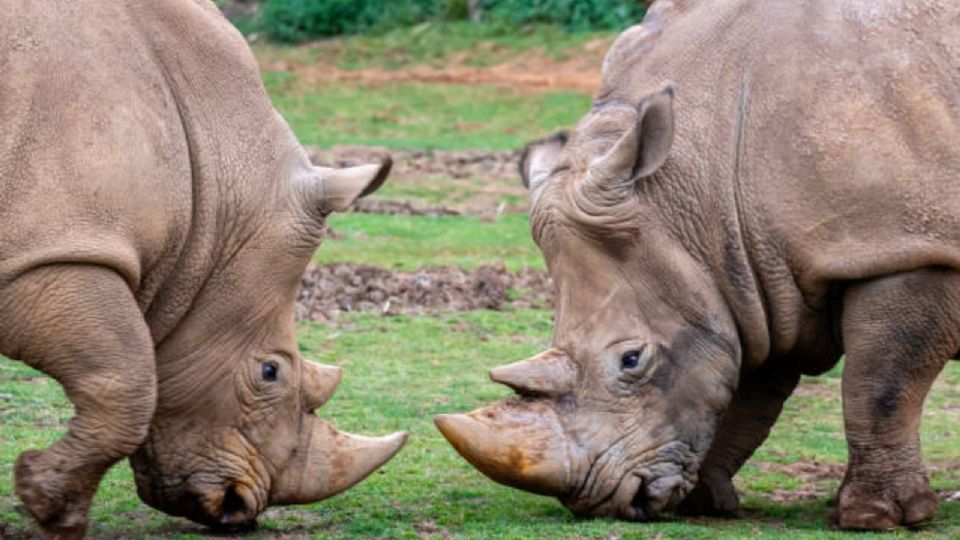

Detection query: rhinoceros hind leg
xmin=677 ymin=363 xmax=801 ymax=517
xmin=834 ymin=268 xmax=960 ymax=530
xmin=0 ymin=265 xmax=157 ymax=538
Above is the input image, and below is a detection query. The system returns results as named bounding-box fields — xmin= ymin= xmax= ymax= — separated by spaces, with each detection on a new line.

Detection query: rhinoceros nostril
xmin=218 ymin=485 xmax=253 ymax=529
xmin=629 ymin=482 xmax=648 ymax=522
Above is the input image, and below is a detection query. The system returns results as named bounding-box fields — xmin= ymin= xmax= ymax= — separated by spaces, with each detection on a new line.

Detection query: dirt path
xmin=260 ymin=39 xmax=610 ymax=95
xmin=295 ymin=64 xmax=602 ymax=94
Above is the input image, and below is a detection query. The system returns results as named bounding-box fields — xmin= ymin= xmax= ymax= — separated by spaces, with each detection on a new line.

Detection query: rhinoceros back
xmin=0 ymin=0 xmax=294 ymax=313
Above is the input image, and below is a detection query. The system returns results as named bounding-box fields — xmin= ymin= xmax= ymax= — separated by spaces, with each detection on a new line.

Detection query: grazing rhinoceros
xmin=436 ymin=0 xmax=960 ymax=530
xmin=0 ymin=1 xmax=406 ymax=537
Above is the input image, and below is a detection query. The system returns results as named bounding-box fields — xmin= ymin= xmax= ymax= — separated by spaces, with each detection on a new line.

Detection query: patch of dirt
xmin=750 ymin=460 xmax=845 ymax=503
xmin=765 ymin=486 xmax=829 ymax=503
xmin=413 ymin=520 xmax=451 ymax=539
xmin=298 ymin=63 xmax=602 ymax=94
xmin=754 ymin=461 xmax=846 ymax=482
xmin=309 ymin=145 xmax=520 ymax=181
xmin=296 ymin=263 xmax=552 ymax=321
xmin=751 ymin=460 xmax=960 ymax=504
xmin=308 ymin=145 xmax=529 ymax=215
xmin=350 ymin=199 xmax=462 ymax=217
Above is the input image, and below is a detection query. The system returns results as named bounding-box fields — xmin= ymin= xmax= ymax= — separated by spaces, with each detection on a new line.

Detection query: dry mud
xmin=296 ymin=263 xmax=552 ymax=321
xmin=308 ymin=145 xmax=528 ymax=216
xmin=308 ymin=145 xmax=520 ymax=181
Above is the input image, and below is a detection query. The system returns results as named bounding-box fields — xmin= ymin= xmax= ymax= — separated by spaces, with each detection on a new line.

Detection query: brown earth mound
xmin=308 ymin=145 xmax=520 ymax=181
xmin=296 ymin=263 xmax=552 ymax=321
xmin=350 ymin=199 xmax=462 ymax=217
xmin=309 ymin=145 xmax=529 ymax=216
xmin=259 ymin=37 xmax=610 ymax=95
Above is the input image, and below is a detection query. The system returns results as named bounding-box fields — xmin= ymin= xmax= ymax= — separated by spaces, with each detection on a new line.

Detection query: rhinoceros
xmin=436 ymin=0 xmax=960 ymax=530
xmin=0 ymin=1 xmax=406 ymax=536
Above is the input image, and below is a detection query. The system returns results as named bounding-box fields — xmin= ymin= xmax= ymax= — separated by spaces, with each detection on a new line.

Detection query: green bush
xmin=260 ymin=0 xmax=442 ymax=43
xmin=259 ymin=0 xmax=645 ymax=43
xmin=482 ymin=0 xmax=645 ymax=32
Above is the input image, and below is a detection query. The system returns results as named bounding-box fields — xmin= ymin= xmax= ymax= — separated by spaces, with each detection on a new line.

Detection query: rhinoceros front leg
xmin=835 ymin=268 xmax=960 ymax=530
xmin=676 ymin=362 xmax=800 ymax=516
xmin=0 ymin=265 xmax=157 ymax=539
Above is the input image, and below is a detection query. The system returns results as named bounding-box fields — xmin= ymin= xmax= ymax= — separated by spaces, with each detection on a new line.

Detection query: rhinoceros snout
xmin=168 ymin=482 xmax=261 ymax=531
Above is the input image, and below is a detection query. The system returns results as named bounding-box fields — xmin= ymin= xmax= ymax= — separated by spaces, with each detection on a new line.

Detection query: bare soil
xmin=309 ymin=145 xmax=520 ymax=181
xmin=350 ymin=199 xmax=462 ymax=217
xmin=750 ymin=461 xmax=845 ymax=503
xmin=308 ymin=145 xmax=528 ymax=215
xmin=260 ymin=39 xmax=610 ymax=95
xmin=296 ymin=263 xmax=552 ymax=321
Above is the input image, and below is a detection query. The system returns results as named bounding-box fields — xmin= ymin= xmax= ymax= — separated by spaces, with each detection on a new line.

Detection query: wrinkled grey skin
xmin=437 ymin=0 xmax=960 ymax=530
xmin=0 ymin=1 xmax=405 ymax=537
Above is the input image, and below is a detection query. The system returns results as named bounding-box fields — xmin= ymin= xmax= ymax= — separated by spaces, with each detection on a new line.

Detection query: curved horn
xmin=490 ymin=349 xmax=576 ymax=396
xmin=316 ymin=157 xmax=392 ymax=214
xmin=271 ymin=416 xmax=407 ymax=505
xmin=435 ymin=400 xmax=571 ymax=496
xmin=302 ymin=360 xmax=342 ymax=411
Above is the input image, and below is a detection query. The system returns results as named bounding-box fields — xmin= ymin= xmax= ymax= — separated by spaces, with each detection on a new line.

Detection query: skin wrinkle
xmin=574 ymin=428 xmax=634 ymax=503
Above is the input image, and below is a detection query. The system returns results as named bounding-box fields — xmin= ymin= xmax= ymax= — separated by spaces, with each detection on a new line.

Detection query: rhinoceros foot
xmin=15 ymin=449 xmax=99 ymax=540
xmin=675 ymin=466 xmax=739 ymax=517
xmin=834 ymin=470 xmax=937 ymax=530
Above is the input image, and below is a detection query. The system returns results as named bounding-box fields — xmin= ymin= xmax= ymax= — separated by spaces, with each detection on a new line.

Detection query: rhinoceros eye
xmin=620 ymin=348 xmax=645 ymax=370
xmin=261 ymin=361 xmax=279 ymax=382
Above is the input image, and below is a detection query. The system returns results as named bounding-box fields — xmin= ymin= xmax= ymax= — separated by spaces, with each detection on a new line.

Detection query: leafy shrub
xmin=259 ymin=0 xmax=645 ymax=43
xmin=261 ymin=0 xmax=441 ymax=43
xmin=481 ymin=0 xmax=645 ymax=32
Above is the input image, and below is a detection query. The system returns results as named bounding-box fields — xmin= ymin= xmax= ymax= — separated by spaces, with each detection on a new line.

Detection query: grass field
xmin=2 ymin=20 xmax=959 ymax=540
xmin=3 ymin=320 xmax=960 ymax=539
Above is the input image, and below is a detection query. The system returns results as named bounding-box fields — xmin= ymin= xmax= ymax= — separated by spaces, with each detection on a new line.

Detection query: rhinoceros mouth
xmin=563 ymin=439 xmax=698 ymax=521
xmin=565 ymin=469 xmax=689 ymax=521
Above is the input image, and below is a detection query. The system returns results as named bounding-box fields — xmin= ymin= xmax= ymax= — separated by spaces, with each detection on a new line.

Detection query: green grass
xmin=254 ymin=21 xmax=602 ymax=150
xmin=253 ymin=22 xmax=613 ymax=71
xmin=317 ymin=213 xmax=544 ymax=271
xmin=262 ymin=73 xmax=591 ymax=150
xmin=2 ymin=314 xmax=960 ymax=538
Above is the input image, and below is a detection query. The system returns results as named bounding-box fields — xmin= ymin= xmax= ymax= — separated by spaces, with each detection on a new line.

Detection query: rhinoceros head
xmin=130 ymin=158 xmax=406 ymax=528
xmin=436 ymin=87 xmax=741 ymax=520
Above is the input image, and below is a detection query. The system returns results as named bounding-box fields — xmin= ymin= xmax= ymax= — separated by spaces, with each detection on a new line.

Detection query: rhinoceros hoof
xmin=834 ymin=473 xmax=937 ymax=530
xmin=15 ymin=450 xmax=92 ymax=539
xmin=675 ymin=469 xmax=739 ymax=517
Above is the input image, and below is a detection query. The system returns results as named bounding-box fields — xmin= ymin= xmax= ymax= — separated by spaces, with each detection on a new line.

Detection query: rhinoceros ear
xmin=519 ymin=131 xmax=569 ymax=192
xmin=589 ymin=86 xmax=675 ymax=186
xmin=315 ymin=157 xmax=392 ymax=214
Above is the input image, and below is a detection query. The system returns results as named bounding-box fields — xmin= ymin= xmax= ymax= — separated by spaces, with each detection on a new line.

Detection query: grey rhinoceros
xmin=436 ymin=0 xmax=960 ymax=530
xmin=0 ymin=1 xmax=405 ymax=537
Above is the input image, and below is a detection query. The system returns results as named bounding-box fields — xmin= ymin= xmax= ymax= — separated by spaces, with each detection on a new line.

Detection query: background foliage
xmin=258 ymin=0 xmax=647 ymax=43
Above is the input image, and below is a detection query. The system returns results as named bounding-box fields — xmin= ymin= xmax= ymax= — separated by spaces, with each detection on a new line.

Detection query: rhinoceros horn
xmin=435 ymin=400 xmax=572 ymax=496
xmin=301 ymin=360 xmax=342 ymax=411
xmin=271 ymin=415 xmax=407 ymax=505
xmin=489 ymin=348 xmax=576 ymax=397
xmin=316 ymin=157 xmax=392 ymax=214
